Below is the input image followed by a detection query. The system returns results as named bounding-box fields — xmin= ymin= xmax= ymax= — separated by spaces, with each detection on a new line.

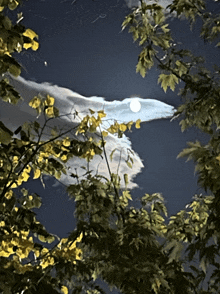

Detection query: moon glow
xmin=130 ymin=98 xmax=141 ymax=112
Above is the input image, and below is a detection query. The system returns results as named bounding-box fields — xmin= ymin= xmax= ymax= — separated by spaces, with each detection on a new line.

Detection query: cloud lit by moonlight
xmin=0 ymin=74 xmax=175 ymax=189
xmin=124 ymin=0 xmax=173 ymax=9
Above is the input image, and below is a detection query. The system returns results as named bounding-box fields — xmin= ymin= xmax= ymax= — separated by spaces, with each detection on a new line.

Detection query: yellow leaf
xmin=0 ymin=221 xmax=5 ymax=227
xmin=98 ymin=110 xmax=106 ymax=118
xmin=5 ymin=190 xmax=13 ymax=199
xmin=21 ymin=171 xmax=30 ymax=182
xmin=23 ymin=28 xmax=39 ymax=51
xmin=77 ymin=232 xmax=83 ymax=242
xmin=38 ymin=235 xmax=46 ymax=242
xmin=29 ymin=97 xmax=41 ymax=109
xmin=47 ymin=236 xmax=55 ymax=244
xmin=63 ymin=137 xmax=71 ymax=147
xmin=23 ymin=29 xmax=38 ymax=40
xmin=5 ymin=51 xmax=11 ymax=57
xmin=90 ymin=149 xmax=95 ymax=156
xmin=61 ymin=155 xmax=67 ymax=161
xmin=135 ymin=119 xmax=141 ymax=129
xmin=102 ymin=130 xmax=108 ymax=137
xmin=24 ymin=165 xmax=31 ymax=173
xmin=13 ymin=156 xmax=19 ymax=164
xmin=126 ymin=121 xmax=133 ymax=130
xmin=89 ymin=121 xmax=97 ymax=132
xmin=40 ymin=256 xmax=55 ymax=269
xmin=61 ymin=238 xmax=68 ymax=244
xmin=0 ymin=6 xmax=4 ymax=12
xmin=34 ymin=250 xmax=40 ymax=258
xmin=33 ymin=169 xmax=41 ymax=179
xmin=107 ymin=125 xmax=117 ymax=134
xmin=61 ymin=286 xmax=68 ymax=294
xmin=119 ymin=123 xmax=127 ymax=132
xmin=45 ymin=95 xmax=55 ymax=106
xmin=11 ymin=182 xmax=18 ymax=188
xmin=31 ymin=40 xmax=39 ymax=51
xmin=23 ymin=43 xmax=32 ymax=50
xmin=45 ymin=106 xmax=54 ymax=117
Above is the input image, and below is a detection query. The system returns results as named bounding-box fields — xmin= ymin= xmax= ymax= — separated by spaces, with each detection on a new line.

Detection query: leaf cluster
xmin=121 ymin=0 xmax=220 ymax=292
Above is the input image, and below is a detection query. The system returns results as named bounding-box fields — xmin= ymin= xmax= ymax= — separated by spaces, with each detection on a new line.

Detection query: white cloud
xmin=124 ymin=0 xmax=172 ymax=9
xmin=0 ymin=75 xmax=175 ymax=189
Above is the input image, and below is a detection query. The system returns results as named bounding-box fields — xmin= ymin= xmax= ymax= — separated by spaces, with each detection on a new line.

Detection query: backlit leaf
xmin=45 ymin=95 xmax=55 ymax=106
xmin=61 ymin=286 xmax=68 ymax=294
xmin=135 ymin=119 xmax=141 ymax=129
xmin=33 ymin=169 xmax=41 ymax=179
xmin=158 ymin=73 xmax=179 ymax=92
xmin=23 ymin=28 xmax=38 ymax=40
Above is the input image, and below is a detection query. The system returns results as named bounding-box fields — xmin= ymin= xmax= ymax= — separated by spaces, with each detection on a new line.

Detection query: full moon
xmin=130 ymin=98 xmax=141 ymax=112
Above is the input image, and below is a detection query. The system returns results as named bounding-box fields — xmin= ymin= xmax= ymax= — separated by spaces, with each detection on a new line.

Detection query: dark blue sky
xmin=14 ymin=0 xmax=218 ymax=236
xmin=8 ymin=0 xmax=220 ymax=292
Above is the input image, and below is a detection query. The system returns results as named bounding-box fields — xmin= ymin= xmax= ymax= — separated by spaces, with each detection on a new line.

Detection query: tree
xmin=0 ymin=0 xmax=220 ymax=293
xmin=122 ymin=0 xmax=220 ymax=292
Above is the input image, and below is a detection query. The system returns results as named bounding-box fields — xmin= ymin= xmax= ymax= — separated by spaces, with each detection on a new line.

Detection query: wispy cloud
xmin=124 ymin=0 xmax=172 ymax=9
xmin=1 ymin=75 xmax=174 ymax=189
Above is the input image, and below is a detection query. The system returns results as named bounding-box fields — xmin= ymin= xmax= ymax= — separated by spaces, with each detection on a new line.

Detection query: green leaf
xmin=52 ymin=106 xmax=59 ymax=117
xmin=110 ymin=148 xmax=117 ymax=161
xmin=33 ymin=121 xmax=40 ymax=133
xmin=47 ymin=235 xmax=55 ymax=244
xmin=8 ymin=0 xmax=19 ymax=10
xmin=125 ymin=160 xmax=132 ymax=168
xmin=154 ymin=10 xmax=165 ymax=25
xmin=123 ymin=189 xmax=132 ymax=200
xmin=167 ymin=242 xmax=183 ymax=264
xmin=0 ymin=121 xmax=13 ymax=144
xmin=2 ymin=16 xmax=12 ymax=30
xmin=161 ymin=24 xmax=170 ymax=33
xmin=33 ymin=195 xmax=42 ymax=208
xmin=136 ymin=61 xmax=147 ymax=78
xmin=38 ymin=235 xmax=46 ymax=243
xmin=200 ymin=257 xmax=207 ymax=273
xmin=158 ymin=73 xmax=179 ymax=92
xmin=8 ymin=64 xmax=21 ymax=77
xmin=89 ymin=108 xmax=95 ymax=114
xmin=124 ymin=173 xmax=129 ymax=186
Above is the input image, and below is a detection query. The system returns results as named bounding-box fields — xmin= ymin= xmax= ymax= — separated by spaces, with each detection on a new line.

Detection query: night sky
xmin=4 ymin=0 xmax=220 ymax=292
xmin=12 ymin=0 xmax=218 ymax=236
